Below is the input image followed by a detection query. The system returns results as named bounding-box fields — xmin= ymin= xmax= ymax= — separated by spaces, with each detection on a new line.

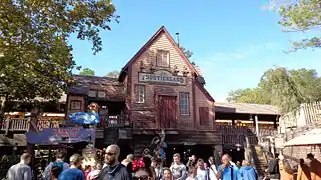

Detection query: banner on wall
xmin=26 ymin=127 xmax=95 ymax=145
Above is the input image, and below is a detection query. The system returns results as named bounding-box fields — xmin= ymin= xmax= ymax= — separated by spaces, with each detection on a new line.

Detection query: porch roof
xmin=215 ymin=102 xmax=279 ymax=115
xmin=284 ymin=128 xmax=321 ymax=146
xmin=69 ymin=75 xmax=125 ymax=101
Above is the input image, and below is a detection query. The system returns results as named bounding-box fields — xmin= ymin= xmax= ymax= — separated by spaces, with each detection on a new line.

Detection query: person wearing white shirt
xmin=208 ymin=157 xmax=218 ymax=180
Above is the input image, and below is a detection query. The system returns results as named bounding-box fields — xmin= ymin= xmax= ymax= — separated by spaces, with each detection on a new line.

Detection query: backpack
xmin=52 ymin=161 xmax=64 ymax=177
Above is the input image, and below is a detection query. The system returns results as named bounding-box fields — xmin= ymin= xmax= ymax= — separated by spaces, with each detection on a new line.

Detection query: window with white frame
xmin=156 ymin=50 xmax=170 ymax=67
xmin=135 ymin=85 xmax=145 ymax=103
xmin=179 ymin=92 xmax=189 ymax=115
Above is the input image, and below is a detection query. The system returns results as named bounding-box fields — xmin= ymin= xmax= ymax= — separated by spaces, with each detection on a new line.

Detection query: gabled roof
xmin=120 ymin=26 xmax=198 ymax=76
xmin=119 ymin=26 xmax=215 ymax=102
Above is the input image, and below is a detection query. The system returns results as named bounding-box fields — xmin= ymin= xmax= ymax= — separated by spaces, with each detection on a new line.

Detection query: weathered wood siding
xmin=128 ymin=32 xmax=214 ymax=130
xmin=195 ymin=84 xmax=214 ymax=130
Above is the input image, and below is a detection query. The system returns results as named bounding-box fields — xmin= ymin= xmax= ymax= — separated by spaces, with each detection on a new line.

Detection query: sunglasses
xmin=106 ymin=152 xmax=116 ymax=156
xmin=133 ymin=176 xmax=149 ymax=180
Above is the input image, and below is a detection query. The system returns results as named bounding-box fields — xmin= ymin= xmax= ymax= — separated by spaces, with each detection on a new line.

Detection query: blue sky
xmin=70 ymin=0 xmax=321 ymax=102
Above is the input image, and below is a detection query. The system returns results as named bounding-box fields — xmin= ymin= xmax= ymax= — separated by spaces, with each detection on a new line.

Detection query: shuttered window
xmin=156 ymin=50 xmax=170 ymax=67
xmin=199 ymin=107 xmax=209 ymax=125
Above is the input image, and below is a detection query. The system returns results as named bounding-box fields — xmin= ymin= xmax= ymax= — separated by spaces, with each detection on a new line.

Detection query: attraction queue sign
xmin=25 ymin=127 xmax=95 ymax=145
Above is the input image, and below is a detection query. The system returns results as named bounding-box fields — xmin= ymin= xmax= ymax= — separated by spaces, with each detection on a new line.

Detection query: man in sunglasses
xmin=97 ymin=144 xmax=131 ymax=180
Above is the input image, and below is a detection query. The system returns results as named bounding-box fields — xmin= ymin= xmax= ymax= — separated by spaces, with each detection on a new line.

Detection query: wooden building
xmin=66 ymin=26 xmax=220 ymax=160
xmin=275 ymin=102 xmax=321 ymax=160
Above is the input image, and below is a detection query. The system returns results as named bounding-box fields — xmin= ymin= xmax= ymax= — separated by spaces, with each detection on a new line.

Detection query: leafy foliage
xmin=227 ymin=88 xmax=271 ymax=104
xmin=227 ymin=67 xmax=321 ymax=113
xmin=0 ymin=0 xmax=118 ymax=102
xmin=179 ymin=46 xmax=193 ymax=59
xmin=267 ymin=0 xmax=321 ymax=50
xmin=106 ymin=70 xmax=120 ymax=78
xmin=79 ymin=68 xmax=95 ymax=76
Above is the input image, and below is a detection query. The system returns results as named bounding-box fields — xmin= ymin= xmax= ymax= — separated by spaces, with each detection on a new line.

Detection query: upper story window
xmin=69 ymin=100 xmax=81 ymax=110
xmin=88 ymin=90 xmax=97 ymax=97
xmin=179 ymin=92 xmax=189 ymax=116
xmin=97 ymin=91 xmax=106 ymax=98
xmin=156 ymin=50 xmax=170 ymax=67
xmin=135 ymin=85 xmax=145 ymax=103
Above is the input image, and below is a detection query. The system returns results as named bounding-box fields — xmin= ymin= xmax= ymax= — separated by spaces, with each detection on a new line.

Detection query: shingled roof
xmin=69 ymin=75 xmax=125 ymax=101
xmin=215 ymin=102 xmax=279 ymax=115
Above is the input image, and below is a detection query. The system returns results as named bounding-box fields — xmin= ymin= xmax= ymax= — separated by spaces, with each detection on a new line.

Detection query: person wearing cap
xmin=306 ymin=153 xmax=321 ymax=180
xmin=59 ymin=154 xmax=85 ymax=180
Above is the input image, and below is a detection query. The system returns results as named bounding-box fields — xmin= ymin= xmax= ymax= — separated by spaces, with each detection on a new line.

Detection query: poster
xmin=25 ymin=127 xmax=95 ymax=145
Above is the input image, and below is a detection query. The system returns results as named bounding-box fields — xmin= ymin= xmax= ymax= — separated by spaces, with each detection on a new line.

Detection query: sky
xmin=70 ymin=0 xmax=321 ymax=102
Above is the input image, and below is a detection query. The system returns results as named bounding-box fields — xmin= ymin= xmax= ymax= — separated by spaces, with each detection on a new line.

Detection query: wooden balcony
xmin=1 ymin=115 xmax=132 ymax=132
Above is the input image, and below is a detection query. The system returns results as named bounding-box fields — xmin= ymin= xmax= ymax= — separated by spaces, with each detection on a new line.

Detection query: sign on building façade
xmin=138 ymin=71 xmax=186 ymax=85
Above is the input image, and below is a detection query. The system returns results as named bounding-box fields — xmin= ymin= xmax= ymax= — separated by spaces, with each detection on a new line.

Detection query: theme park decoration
xmin=150 ymin=129 xmax=167 ymax=162
xmin=26 ymin=127 xmax=95 ymax=145
xmin=69 ymin=102 xmax=100 ymax=125
xmin=82 ymin=144 xmax=99 ymax=167
xmin=132 ymin=159 xmax=146 ymax=172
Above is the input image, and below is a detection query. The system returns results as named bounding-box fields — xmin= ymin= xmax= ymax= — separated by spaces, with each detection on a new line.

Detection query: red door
xmin=158 ymin=96 xmax=177 ymax=129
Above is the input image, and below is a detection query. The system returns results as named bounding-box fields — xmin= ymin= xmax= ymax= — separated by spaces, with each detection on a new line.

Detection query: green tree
xmin=266 ymin=0 xmax=321 ymax=51
xmin=227 ymin=67 xmax=321 ymax=113
xmin=79 ymin=68 xmax=95 ymax=76
xmin=106 ymin=70 xmax=120 ymax=78
xmin=0 ymin=0 xmax=118 ymax=103
xmin=180 ymin=46 xmax=193 ymax=59
xmin=227 ymin=88 xmax=271 ymax=104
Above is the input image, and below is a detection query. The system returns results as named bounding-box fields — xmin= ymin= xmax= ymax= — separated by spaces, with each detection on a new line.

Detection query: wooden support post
xmin=255 ymin=115 xmax=260 ymax=143
xmin=27 ymin=142 xmax=36 ymax=178
xmin=5 ymin=118 xmax=10 ymax=136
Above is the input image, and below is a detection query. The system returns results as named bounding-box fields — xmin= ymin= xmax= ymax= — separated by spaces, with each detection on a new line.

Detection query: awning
xmin=284 ymin=128 xmax=321 ymax=146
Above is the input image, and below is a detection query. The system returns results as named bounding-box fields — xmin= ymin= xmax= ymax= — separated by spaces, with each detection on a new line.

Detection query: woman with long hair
xmin=162 ymin=167 xmax=173 ymax=180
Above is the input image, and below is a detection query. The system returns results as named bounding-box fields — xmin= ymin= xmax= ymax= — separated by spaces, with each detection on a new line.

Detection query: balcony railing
xmin=217 ymin=125 xmax=277 ymax=145
xmin=101 ymin=115 xmax=132 ymax=128
xmin=1 ymin=115 xmax=132 ymax=132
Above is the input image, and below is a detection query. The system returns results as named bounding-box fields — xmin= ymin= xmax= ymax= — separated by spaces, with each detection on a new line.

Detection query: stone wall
xmin=282 ymin=145 xmax=321 ymax=160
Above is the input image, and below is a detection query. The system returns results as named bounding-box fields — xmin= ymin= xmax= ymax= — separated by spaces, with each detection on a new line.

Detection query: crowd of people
xmin=4 ymin=144 xmax=321 ymax=180
xmin=265 ymin=153 xmax=321 ymax=180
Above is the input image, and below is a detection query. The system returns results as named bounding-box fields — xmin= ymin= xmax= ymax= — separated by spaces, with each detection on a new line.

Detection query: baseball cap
xmin=70 ymin=154 xmax=83 ymax=163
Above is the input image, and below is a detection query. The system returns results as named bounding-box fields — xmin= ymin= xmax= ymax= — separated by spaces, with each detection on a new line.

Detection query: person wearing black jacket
xmin=97 ymin=145 xmax=131 ymax=180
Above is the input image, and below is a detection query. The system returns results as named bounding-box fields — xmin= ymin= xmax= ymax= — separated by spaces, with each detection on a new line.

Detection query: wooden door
xmin=159 ymin=96 xmax=177 ymax=129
